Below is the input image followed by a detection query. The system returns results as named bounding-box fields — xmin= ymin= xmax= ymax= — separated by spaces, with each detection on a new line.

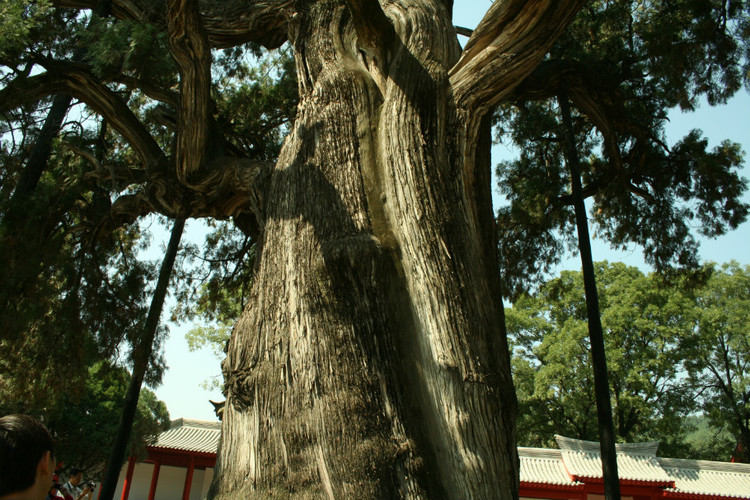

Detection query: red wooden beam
xmin=519 ymin=484 xmax=585 ymax=499
xmin=119 ymin=456 xmax=136 ymax=500
xmin=182 ymin=454 xmax=195 ymax=500
xmin=146 ymin=447 xmax=216 ymax=469
xmin=147 ymin=461 xmax=161 ymax=500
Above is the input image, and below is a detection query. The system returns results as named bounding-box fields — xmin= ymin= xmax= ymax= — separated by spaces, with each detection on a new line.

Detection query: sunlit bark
xmin=8 ymin=0 xmax=587 ymax=496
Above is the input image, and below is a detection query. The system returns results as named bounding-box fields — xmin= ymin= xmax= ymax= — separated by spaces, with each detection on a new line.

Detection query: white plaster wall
xmin=198 ymin=468 xmax=214 ymax=499
xmin=112 ymin=462 xmax=215 ymax=500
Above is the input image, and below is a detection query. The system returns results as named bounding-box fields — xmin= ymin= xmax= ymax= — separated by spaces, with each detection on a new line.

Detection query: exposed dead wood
xmin=345 ymin=0 xmax=396 ymax=66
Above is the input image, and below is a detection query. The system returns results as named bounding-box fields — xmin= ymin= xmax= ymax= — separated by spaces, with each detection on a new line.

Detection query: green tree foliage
xmin=495 ymin=0 xmax=749 ymax=299
xmin=175 ymin=222 xmax=255 ymax=390
xmin=48 ymin=360 xmax=170 ymax=476
xmin=684 ymin=262 xmax=750 ymax=461
xmin=510 ymin=261 xmax=750 ymax=460
xmin=0 ymin=4 xmax=172 ymax=408
xmin=0 ymin=0 xmax=295 ymax=412
xmin=0 ymin=359 xmax=170 ymax=476
xmin=683 ymin=414 xmax=736 ymax=462
xmin=508 ymin=262 xmax=697 ymax=457
xmin=0 ymin=0 xmax=51 ymax=59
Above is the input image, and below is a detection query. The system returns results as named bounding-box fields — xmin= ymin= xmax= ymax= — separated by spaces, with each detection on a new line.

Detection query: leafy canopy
xmin=509 ymin=261 xmax=750 ymax=460
xmin=495 ymin=0 xmax=749 ymax=299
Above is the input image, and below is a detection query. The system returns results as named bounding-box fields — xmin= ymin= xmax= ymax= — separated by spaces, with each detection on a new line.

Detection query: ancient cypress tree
xmin=2 ymin=1 xmax=591 ymax=497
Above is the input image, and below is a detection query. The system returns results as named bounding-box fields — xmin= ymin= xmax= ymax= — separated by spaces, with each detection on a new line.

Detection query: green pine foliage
xmin=47 ymin=360 xmax=170 ymax=476
xmin=0 ymin=0 xmax=52 ymax=60
xmin=508 ymin=261 xmax=750 ymax=460
xmin=495 ymin=0 xmax=750 ymax=300
xmin=0 ymin=0 xmax=297 ymax=415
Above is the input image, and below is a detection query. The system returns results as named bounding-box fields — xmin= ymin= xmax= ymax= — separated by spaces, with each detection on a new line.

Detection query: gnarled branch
xmin=0 ymin=62 xmax=166 ymax=173
xmin=115 ymin=75 xmax=179 ymax=106
xmin=51 ymin=0 xmax=292 ymax=49
xmin=449 ymin=0 xmax=587 ymax=116
xmin=102 ymin=156 xmax=273 ymax=237
xmin=168 ymin=0 xmax=212 ymax=187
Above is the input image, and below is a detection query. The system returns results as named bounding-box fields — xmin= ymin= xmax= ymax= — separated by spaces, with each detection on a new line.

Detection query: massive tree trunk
xmin=20 ymin=0 xmax=583 ymax=497
xmin=0 ymin=0 xmax=586 ymax=492
xmin=210 ymin=3 xmax=505 ymax=499
xmin=213 ymin=3 xmax=517 ymax=498
xmin=208 ymin=0 xmax=584 ymax=497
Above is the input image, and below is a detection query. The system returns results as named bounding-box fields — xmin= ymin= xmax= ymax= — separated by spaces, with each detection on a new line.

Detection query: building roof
xmin=516 ymin=436 xmax=750 ymax=499
xmin=555 ymin=435 xmax=675 ymax=486
xmin=518 ymin=447 xmax=583 ymax=489
xmin=150 ymin=418 xmax=221 ymax=455
xmin=659 ymin=457 xmax=750 ymax=499
xmin=147 ymin=422 xmax=750 ymax=499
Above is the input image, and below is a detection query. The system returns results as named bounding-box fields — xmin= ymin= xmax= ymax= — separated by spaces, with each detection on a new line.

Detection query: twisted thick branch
xmin=51 ymin=0 xmax=292 ymax=49
xmin=168 ymin=0 xmax=212 ymax=187
xmin=1 ymin=65 xmax=273 ymax=233
xmin=449 ymin=0 xmax=588 ymax=116
xmin=0 ymin=62 xmax=166 ymax=172
xmin=104 ymin=156 xmax=273 ymax=232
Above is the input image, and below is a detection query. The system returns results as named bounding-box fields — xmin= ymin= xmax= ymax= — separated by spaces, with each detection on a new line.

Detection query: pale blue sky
xmin=154 ymin=1 xmax=750 ymax=421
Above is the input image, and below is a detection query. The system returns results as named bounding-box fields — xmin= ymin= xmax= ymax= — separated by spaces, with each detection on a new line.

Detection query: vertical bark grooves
xmin=210 ymin=1 xmax=517 ymax=498
xmin=376 ymin=3 xmax=516 ymax=497
xmin=168 ymin=0 xmax=212 ymax=186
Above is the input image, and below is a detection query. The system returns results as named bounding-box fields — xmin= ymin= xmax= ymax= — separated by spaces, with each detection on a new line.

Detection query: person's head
xmin=0 ymin=414 xmax=55 ymax=499
xmin=68 ymin=469 xmax=83 ymax=486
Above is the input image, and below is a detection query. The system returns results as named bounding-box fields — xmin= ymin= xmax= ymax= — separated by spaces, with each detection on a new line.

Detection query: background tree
xmin=495 ymin=4 xmax=748 ymax=496
xmin=683 ymin=414 xmax=737 ymax=462
xmin=495 ymin=0 xmax=750 ymax=299
xmin=684 ymin=262 xmax=750 ymax=462
xmin=0 ymin=4 xmax=171 ymax=411
xmin=507 ymin=262 xmax=698 ymax=456
xmin=99 ymin=217 xmax=184 ymax=500
xmin=25 ymin=360 xmax=170 ymax=477
xmin=508 ymin=261 xmax=750 ymax=462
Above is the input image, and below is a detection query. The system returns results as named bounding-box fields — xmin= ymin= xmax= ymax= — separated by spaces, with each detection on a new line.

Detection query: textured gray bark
xmin=184 ymin=0 xmax=585 ymax=498
xmin=4 ymin=6 xmax=587 ymax=492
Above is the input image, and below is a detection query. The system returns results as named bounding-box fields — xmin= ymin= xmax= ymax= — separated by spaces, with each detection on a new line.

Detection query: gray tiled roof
xmin=518 ymin=448 xmax=581 ymax=487
xmin=151 ymin=418 xmax=221 ymax=454
xmin=556 ymin=435 xmax=674 ymax=485
xmin=660 ymin=457 xmax=750 ymax=499
xmin=148 ymin=422 xmax=750 ymax=498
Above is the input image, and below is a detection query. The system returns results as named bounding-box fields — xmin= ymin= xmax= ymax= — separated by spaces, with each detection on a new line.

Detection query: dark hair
xmin=69 ymin=468 xmax=83 ymax=477
xmin=0 ymin=414 xmax=54 ymax=496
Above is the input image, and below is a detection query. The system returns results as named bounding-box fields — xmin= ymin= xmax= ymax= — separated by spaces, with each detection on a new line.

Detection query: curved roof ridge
xmin=555 ymin=435 xmax=659 ymax=456
xmin=659 ymin=457 xmax=750 ymax=473
xmin=169 ymin=418 xmax=222 ymax=430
